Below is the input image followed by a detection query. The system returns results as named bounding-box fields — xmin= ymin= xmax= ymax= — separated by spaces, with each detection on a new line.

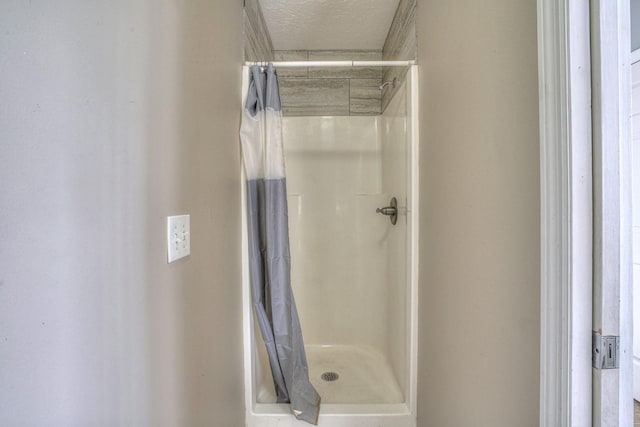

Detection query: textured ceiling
xmin=259 ymin=0 xmax=401 ymax=50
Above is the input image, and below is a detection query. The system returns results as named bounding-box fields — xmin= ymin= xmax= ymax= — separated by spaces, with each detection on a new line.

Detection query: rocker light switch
xmin=167 ymin=215 xmax=190 ymax=263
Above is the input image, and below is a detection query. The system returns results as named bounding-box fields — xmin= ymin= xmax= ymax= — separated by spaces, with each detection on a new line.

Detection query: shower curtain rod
xmin=245 ymin=60 xmax=416 ymax=68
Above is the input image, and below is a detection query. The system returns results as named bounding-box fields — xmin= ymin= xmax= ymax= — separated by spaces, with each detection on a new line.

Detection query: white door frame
xmin=538 ymin=0 xmax=593 ymax=425
xmin=538 ymin=0 xmax=632 ymax=426
xmin=633 ymin=48 xmax=640 ymax=404
xmin=590 ymin=1 xmax=632 ymax=425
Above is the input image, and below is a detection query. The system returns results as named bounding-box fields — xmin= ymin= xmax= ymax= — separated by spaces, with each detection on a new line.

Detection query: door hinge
xmin=592 ymin=331 xmax=619 ymax=370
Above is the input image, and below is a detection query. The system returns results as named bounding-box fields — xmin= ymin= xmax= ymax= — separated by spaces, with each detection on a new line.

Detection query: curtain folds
xmin=240 ymin=64 xmax=321 ymax=425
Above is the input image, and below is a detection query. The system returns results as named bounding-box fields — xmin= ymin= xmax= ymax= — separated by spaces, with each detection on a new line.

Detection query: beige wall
xmin=416 ymin=1 xmax=540 ymax=426
xmin=1 ymin=0 xmax=542 ymax=424
xmin=0 ymin=1 xmax=244 ymax=426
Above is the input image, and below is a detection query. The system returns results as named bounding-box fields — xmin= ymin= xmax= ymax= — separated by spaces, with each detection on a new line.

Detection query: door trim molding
xmin=537 ymin=0 xmax=593 ymax=425
xmin=590 ymin=1 xmax=632 ymax=424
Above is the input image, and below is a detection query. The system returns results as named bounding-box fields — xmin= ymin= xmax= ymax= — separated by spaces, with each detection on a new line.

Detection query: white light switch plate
xmin=167 ymin=214 xmax=190 ymax=263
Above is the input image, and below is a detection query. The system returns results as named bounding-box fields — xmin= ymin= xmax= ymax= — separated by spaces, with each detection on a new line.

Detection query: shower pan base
xmin=258 ymin=344 xmax=404 ymax=405
xmin=308 ymin=345 xmax=404 ymax=404
xmin=251 ymin=345 xmax=413 ymax=426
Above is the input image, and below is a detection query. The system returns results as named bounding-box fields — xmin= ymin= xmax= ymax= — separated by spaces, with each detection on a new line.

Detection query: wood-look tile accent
xmin=308 ymin=50 xmax=382 ymax=79
xmin=381 ymin=65 xmax=410 ymax=112
xmin=274 ymin=50 xmax=309 ymax=78
xmin=279 ymin=78 xmax=350 ymax=116
xmin=383 ymin=0 xmax=417 ymax=61
xmin=275 ymin=50 xmax=382 ymax=116
xmin=381 ymin=0 xmax=417 ymax=111
xmin=244 ymin=0 xmax=416 ymax=115
xmin=350 ymin=79 xmax=382 ymax=115
xmin=243 ymin=0 xmax=274 ymax=62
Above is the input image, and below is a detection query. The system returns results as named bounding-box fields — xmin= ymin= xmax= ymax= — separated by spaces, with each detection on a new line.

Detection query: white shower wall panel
xmin=381 ymin=80 xmax=409 ymax=398
xmin=283 ymin=116 xmax=390 ymax=351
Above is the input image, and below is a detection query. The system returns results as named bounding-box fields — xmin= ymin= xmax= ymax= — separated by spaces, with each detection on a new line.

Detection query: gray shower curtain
xmin=240 ymin=64 xmax=321 ymax=425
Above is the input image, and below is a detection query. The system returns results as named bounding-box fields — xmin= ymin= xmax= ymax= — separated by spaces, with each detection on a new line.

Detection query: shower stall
xmin=241 ymin=64 xmax=419 ymax=427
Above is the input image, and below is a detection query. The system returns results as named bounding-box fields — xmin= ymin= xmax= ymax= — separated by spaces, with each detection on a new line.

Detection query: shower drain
xmin=321 ymin=371 xmax=339 ymax=382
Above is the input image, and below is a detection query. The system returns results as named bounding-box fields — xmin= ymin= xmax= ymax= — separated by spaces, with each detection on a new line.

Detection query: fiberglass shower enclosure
xmin=242 ymin=65 xmax=419 ymax=427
